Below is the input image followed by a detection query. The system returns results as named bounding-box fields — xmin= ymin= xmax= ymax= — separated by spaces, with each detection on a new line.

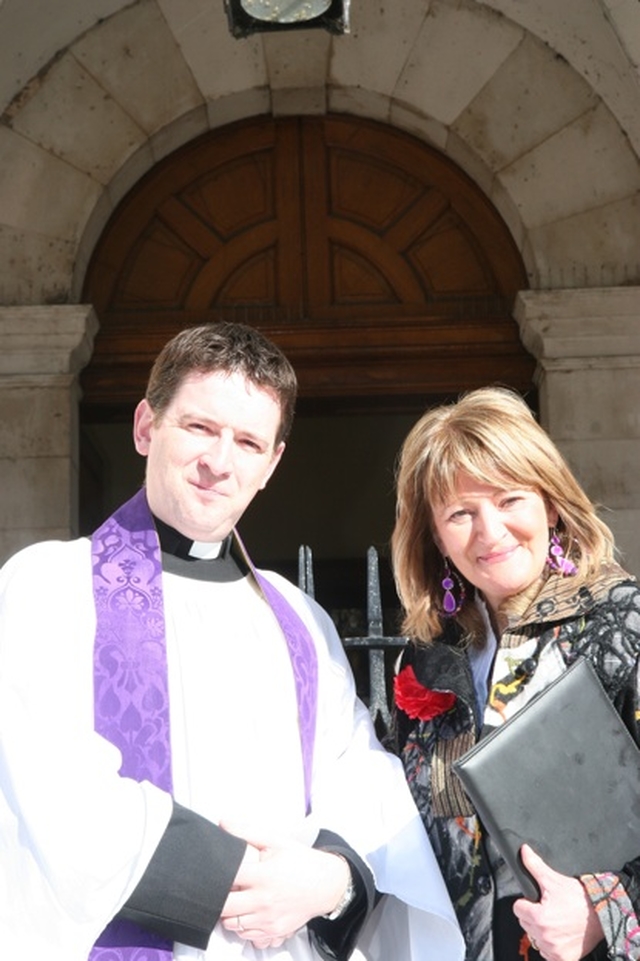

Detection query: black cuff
xmin=117 ymin=801 xmax=246 ymax=950
xmin=308 ymin=829 xmax=376 ymax=961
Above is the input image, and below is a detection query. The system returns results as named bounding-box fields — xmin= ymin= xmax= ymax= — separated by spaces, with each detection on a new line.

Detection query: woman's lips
xmin=478 ymin=544 xmax=519 ymax=564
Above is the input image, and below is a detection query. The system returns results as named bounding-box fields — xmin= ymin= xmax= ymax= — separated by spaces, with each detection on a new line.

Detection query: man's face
xmin=133 ymin=370 xmax=285 ymax=542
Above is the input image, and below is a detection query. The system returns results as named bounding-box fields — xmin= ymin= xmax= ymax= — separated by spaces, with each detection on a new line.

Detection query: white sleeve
xmin=0 ymin=541 xmax=173 ymax=961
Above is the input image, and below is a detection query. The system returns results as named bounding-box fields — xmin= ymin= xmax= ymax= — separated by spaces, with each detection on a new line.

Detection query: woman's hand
xmin=513 ymin=845 xmax=605 ymax=961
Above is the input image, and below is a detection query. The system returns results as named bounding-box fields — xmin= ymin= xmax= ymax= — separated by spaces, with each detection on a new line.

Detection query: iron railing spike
xmin=297 ymin=544 xmax=315 ymax=599
xmin=366 ymin=545 xmax=383 ymax=637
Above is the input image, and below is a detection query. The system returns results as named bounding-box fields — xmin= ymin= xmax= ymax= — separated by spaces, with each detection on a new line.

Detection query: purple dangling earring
xmin=547 ymin=529 xmax=577 ymax=576
xmin=441 ymin=557 xmax=466 ymax=616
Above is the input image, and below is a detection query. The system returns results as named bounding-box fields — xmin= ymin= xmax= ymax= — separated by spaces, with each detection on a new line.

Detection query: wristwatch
xmin=322 ymin=857 xmax=356 ymax=920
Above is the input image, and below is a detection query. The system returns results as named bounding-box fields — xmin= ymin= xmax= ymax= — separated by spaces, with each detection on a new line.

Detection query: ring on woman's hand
xmin=237 ymin=917 xmax=244 ymax=932
xmin=530 ymin=935 xmax=539 ymax=951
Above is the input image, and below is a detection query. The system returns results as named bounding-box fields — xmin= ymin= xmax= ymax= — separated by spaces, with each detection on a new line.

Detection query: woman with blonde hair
xmin=392 ymin=386 xmax=640 ymax=961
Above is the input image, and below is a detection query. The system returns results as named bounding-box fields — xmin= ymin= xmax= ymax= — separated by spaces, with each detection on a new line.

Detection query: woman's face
xmin=432 ymin=472 xmax=558 ymax=613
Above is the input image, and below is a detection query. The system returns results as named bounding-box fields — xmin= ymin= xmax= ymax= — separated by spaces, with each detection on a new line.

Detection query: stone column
xmin=515 ymin=287 xmax=640 ymax=576
xmin=0 ymin=306 xmax=98 ymax=565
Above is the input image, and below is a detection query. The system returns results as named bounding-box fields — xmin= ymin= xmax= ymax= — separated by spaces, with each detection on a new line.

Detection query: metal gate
xmin=298 ymin=545 xmax=408 ymax=743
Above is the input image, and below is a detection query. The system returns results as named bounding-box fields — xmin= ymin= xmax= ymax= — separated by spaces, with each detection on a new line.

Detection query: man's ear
xmin=259 ymin=441 xmax=285 ymax=490
xmin=133 ymin=399 xmax=154 ymax=456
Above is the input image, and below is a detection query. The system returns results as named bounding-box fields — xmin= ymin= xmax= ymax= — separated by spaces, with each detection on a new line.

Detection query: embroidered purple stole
xmin=90 ymin=488 xmax=318 ymax=959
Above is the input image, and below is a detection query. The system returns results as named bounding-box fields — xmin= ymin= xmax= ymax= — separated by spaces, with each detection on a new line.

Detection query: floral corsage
xmin=394 ymin=664 xmax=457 ymax=721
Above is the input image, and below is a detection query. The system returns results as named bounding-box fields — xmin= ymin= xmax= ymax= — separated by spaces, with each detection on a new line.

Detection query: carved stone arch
xmin=81 ymin=114 xmax=533 ymax=418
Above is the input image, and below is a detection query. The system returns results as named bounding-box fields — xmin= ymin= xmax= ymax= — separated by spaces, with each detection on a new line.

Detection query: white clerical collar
xmin=188 ymin=540 xmax=224 ymax=560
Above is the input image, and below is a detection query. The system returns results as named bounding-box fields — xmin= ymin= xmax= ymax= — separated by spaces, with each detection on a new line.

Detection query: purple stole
xmin=90 ymin=489 xmax=318 ymax=960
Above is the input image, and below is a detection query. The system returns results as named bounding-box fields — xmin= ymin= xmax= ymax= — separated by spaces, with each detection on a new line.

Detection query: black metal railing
xmin=298 ymin=545 xmax=408 ymax=740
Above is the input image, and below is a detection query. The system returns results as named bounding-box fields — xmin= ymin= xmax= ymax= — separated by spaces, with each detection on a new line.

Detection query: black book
xmin=453 ymin=656 xmax=640 ymax=901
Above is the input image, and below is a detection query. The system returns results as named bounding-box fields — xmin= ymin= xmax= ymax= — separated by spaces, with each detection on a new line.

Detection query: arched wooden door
xmin=82 ymin=114 xmax=532 ymax=417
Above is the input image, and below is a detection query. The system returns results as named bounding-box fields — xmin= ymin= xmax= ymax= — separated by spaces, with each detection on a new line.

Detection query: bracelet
xmin=322 ymin=856 xmax=356 ymax=921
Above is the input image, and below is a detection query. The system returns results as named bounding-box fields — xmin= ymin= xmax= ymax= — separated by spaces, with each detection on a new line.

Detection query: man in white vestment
xmin=0 ymin=323 xmax=464 ymax=961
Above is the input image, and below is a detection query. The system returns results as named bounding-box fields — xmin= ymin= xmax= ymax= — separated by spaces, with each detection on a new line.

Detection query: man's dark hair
xmin=145 ymin=322 xmax=298 ymax=443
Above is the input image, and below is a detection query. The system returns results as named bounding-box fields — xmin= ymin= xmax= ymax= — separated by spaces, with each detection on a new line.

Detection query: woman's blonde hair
xmin=391 ymin=386 xmax=615 ymax=644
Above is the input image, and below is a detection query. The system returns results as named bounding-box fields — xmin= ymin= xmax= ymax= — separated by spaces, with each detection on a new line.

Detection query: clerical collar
xmin=188 ymin=539 xmax=223 ymax=559
xmin=153 ymin=515 xmax=248 ymax=583
xmin=153 ymin=515 xmax=224 ymax=559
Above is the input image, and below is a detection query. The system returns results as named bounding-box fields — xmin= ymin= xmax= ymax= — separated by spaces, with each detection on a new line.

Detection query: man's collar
xmin=153 ymin=515 xmax=228 ymax=560
xmin=152 ymin=514 xmax=252 ymax=582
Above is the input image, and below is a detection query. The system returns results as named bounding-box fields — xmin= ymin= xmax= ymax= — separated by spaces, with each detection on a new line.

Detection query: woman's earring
xmin=441 ymin=558 xmax=466 ymax=615
xmin=547 ymin=529 xmax=577 ymax=576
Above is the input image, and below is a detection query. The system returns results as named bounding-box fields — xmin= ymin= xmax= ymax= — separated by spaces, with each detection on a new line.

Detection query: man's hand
xmin=220 ymin=827 xmax=351 ymax=950
xmin=513 ymin=845 xmax=605 ymax=960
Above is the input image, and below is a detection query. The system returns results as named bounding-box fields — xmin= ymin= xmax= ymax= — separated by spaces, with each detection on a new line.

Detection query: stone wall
xmin=0 ymin=307 xmax=97 ymax=563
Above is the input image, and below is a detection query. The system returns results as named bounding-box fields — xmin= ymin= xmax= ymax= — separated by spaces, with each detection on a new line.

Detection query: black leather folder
xmin=453 ymin=656 xmax=640 ymax=901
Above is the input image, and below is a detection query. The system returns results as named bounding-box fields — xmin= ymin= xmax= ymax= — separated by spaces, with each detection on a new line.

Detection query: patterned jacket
xmin=394 ymin=565 xmax=640 ymax=961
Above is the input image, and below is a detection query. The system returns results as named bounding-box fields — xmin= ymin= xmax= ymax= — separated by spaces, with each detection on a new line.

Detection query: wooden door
xmin=81 ymin=114 xmax=532 ymax=418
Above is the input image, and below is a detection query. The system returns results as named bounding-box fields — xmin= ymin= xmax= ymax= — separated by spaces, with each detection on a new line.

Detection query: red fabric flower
xmin=394 ymin=665 xmax=457 ymax=721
